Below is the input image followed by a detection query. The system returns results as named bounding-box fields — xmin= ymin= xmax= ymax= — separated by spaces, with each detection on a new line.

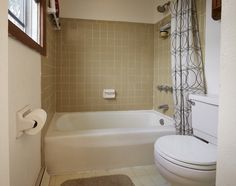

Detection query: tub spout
xmin=158 ymin=104 xmax=169 ymax=113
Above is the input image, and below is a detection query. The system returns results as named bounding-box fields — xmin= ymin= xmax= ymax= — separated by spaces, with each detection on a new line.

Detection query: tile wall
xmin=42 ymin=1 xmax=206 ymax=115
xmin=153 ymin=16 xmax=173 ymax=117
xmin=56 ymin=19 xmax=154 ymax=112
xmin=41 ymin=18 xmax=57 ymax=162
xmin=41 ymin=18 xmax=57 ymax=128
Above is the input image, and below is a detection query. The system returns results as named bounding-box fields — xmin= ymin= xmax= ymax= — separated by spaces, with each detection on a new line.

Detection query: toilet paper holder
xmin=16 ymin=105 xmax=46 ymax=138
xmin=103 ymin=89 xmax=116 ymax=99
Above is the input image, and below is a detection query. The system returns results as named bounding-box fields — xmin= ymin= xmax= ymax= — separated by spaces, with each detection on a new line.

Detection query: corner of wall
xmin=41 ymin=18 xmax=57 ymax=165
xmin=0 ymin=0 xmax=10 ymax=185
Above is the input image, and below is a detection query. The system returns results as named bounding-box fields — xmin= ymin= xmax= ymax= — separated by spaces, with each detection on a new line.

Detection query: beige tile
xmin=55 ymin=18 xmax=154 ymax=112
xmin=41 ymin=17 xmax=57 ymax=164
xmin=131 ymin=166 xmax=148 ymax=176
xmin=43 ymin=1 xmax=206 ymax=120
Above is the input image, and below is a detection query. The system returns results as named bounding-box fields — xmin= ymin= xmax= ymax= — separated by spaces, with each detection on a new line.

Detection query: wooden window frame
xmin=8 ymin=0 xmax=46 ymax=56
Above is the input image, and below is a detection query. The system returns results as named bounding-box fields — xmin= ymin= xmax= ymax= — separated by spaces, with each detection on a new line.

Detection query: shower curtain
xmin=170 ymin=0 xmax=206 ymax=135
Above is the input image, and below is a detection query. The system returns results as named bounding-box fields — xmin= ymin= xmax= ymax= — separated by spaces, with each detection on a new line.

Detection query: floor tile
xmin=48 ymin=164 xmax=170 ymax=186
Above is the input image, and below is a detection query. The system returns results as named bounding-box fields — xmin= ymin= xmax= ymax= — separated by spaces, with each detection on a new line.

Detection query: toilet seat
xmin=154 ymin=135 xmax=217 ymax=171
xmin=155 ymin=152 xmax=216 ymax=185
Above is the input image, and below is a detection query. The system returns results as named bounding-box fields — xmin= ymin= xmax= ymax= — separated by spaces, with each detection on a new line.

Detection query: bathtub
xmin=45 ymin=110 xmax=175 ymax=174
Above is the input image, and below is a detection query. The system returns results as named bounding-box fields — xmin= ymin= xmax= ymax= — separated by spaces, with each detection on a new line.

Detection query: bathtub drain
xmin=159 ymin=119 xmax=165 ymax=126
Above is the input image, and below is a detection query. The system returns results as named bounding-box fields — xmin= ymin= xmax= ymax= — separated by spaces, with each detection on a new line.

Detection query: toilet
xmin=154 ymin=94 xmax=218 ymax=186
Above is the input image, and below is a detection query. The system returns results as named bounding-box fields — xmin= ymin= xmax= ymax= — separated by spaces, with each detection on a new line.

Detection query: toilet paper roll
xmin=24 ymin=109 xmax=47 ymax=135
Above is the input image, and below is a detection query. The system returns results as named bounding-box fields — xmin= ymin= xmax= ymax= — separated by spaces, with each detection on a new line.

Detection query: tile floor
xmin=49 ymin=165 xmax=170 ymax=186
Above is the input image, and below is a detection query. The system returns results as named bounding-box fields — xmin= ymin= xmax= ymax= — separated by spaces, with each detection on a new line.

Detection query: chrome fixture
xmin=159 ymin=119 xmax=165 ymax=126
xmin=158 ymin=104 xmax=169 ymax=113
xmin=159 ymin=22 xmax=171 ymax=38
xmin=157 ymin=1 xmax=170 ymax=13
xmin=157 ymin=85 xmax=173 ymax=93
xmin=188 ymin=100 xmax=196 ymax=106
xmin=157 ymin=85 xmax=164 ymax=91
xmin=160 ymin=22 xmax=171 ymax=32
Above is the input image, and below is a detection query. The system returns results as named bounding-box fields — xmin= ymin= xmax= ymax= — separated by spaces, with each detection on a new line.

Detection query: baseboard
xmin=35 ymin=167 xmax=50 ymax=186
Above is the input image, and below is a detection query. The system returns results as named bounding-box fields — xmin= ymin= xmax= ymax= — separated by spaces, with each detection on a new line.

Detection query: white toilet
xmin=154 ymin=94 xmax=218 ymax=186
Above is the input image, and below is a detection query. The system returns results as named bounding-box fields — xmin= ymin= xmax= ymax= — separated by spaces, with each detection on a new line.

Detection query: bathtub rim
xmin=45 ymin=110 xmax=175 ymax=138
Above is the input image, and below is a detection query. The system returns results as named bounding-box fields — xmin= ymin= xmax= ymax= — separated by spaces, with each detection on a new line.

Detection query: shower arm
xmin=164 ymin=1 xmax=171 ymax=7
xmin=160 ymin=22 xmax=171 ymax=32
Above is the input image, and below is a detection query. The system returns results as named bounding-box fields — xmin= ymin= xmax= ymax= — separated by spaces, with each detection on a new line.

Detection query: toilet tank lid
xmin=189 ymin=94 xmax=219 ymax=106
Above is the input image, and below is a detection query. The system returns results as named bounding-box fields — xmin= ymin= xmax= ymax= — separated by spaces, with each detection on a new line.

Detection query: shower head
xmin=157 ymin=1 xmax=170 ymax=13
xmin=157 ymin=5 xmax=166 ymax=13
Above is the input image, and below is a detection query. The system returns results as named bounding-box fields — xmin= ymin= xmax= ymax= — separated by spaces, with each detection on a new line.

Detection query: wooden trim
xmin=8 ymin=0 xmax=47 ymax=56
xmin=40 ymin=0 xmax=47 ymax=56
xmin=8 ymin=21 xmax=42 ymax=53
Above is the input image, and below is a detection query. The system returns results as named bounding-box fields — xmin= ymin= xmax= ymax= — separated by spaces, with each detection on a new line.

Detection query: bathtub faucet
xmin=158 ymin=104 xmax=169 ymax=113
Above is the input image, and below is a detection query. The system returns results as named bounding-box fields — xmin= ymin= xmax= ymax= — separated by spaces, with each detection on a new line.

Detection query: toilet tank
xmin=189 ymin=94 xmax=219 ymax=145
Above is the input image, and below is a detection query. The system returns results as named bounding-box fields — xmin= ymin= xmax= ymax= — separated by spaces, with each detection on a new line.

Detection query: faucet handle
xmin=188 ymin=100 xmax=196 ymax=106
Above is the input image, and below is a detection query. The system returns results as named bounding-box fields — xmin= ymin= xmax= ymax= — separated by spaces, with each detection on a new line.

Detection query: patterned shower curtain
xmin=170 ymin=0 xmax=206 ymax=135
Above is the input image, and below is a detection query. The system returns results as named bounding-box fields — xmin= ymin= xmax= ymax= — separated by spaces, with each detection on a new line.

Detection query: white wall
xmin=216 ymin=0 xmax=236 ymax=185
xmin=60 ymin=0 xmax=154 ymax=23
xmin=205 ymin=0 xmax=221 ymax=95
xmin=8 ymin=38 xmax=41 ymax=186
xmin=60 ymin=0 xmax=172 ymax=24
xmin=0 ymin=0 xmax=10 ymax=186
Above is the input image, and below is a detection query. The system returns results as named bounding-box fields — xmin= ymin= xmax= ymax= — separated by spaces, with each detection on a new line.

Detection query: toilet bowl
xmin=154 ymin=94 xmax=219 ymax=186
xmin=154 ymin=135 xmax=216 ymax=186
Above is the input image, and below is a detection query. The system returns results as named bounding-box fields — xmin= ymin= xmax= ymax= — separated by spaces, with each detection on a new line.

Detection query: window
xmin=8 ymin=0 xmax=46 ymax=55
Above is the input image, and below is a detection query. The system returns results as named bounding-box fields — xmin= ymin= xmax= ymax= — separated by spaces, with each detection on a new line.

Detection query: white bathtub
xmin=45 ymin=110 xmax=175 ymax=174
